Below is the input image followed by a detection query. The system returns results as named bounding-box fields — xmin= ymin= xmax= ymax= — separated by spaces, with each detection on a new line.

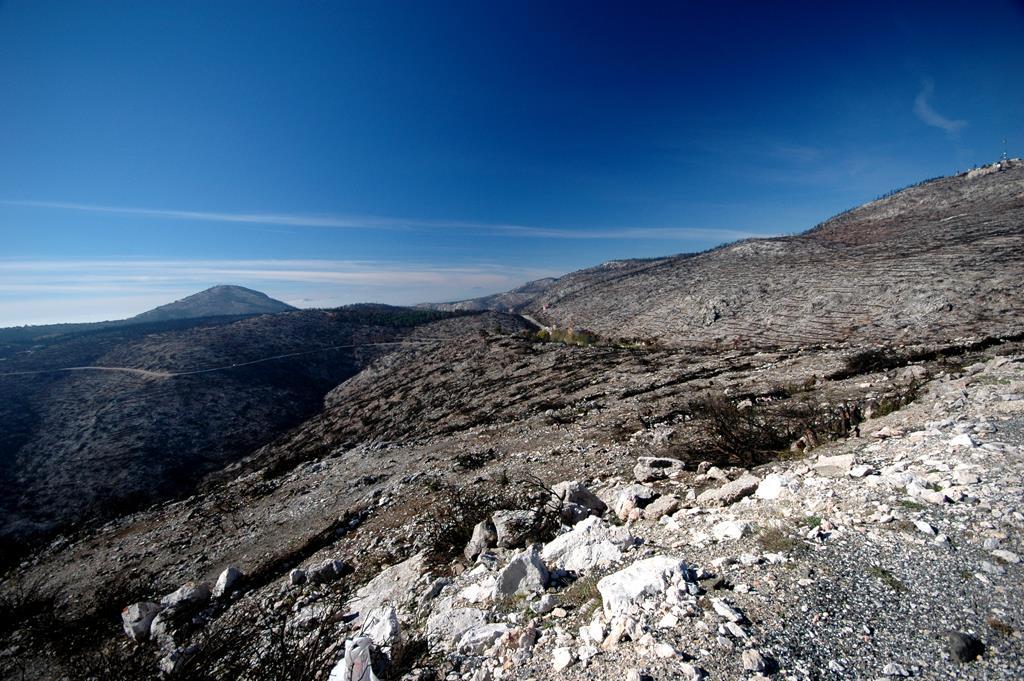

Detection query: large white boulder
xmin=541 ymin=516 xmax=636 ymax=572
xmin=755 ymin=473 xmax=800 ymax=500
xmin=494 ymin=545 xmax=548 ymax=596
xmin=597 ymin=556 xmax=688 ymax=617
xmin=121 ymin=601 xmax=163 ymax=641
xmin=457 ymin=623 xmax=509 ymax=655
xmin=362 ymin=605 xmax=400 ymax=647
xmin=426 ymin=602 xmax=489 ymax=648
xmin=346 ymin=552 xmax=428 ymax=627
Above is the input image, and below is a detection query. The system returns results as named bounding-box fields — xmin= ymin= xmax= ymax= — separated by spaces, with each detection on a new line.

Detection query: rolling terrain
xmin=1 ymin=164 xmax=1022 ymax=680
xmin=430 ymin=160 xmax=1024 ymax=348
xmin=0 ymin=302 xmax=469 ymax=548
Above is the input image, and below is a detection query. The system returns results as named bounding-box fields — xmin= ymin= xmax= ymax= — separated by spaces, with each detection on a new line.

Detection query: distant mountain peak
xmin=130 ymin=285 xmax=296 ymax=323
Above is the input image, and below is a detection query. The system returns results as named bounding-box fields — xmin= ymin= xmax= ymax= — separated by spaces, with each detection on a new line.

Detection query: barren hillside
xmin=431 ymin=161 xmax=1024 ymax=349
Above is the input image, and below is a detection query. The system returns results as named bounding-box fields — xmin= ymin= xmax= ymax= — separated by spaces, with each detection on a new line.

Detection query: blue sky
xmin=1 ymin=1 xmax=1022 ymax=325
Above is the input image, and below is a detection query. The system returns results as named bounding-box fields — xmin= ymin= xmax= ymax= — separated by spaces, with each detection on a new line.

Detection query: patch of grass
xmin=892 ymin=519 xmax=917 ymax=535
xmin=866 ymin=565 xmax=906 ymax=592
xmin=757 ymin=527 xmax=803 ymax=554
xmin=561 ymin=573 xmax=602 ymax=610
xmin=986 ymin=614 xmax=1015 ymax=636
xmin=800 ymin=515 xmax=822 ymax=529
xmin=898 ymin=499 xmax=926 ymax=511
xmin=492 ymin=593 xmax=526 ymax=615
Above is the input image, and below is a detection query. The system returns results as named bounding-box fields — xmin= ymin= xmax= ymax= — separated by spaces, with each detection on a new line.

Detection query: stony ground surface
xmin=2 ymin=342 xmax=1020 ymax=679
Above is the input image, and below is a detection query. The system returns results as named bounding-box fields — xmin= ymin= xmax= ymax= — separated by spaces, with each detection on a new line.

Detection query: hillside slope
xmin=129 ymin=285 xmax=296 ymax=323
xmin=429 ymin=161 xmax=1024 ymax=348
xmin=0 ymin=305 xmax=465 ymax=546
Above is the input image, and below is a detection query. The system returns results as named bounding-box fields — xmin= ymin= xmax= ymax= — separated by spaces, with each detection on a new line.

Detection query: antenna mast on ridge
xmin=1002 ymin=139 xmax=1009 ymax=162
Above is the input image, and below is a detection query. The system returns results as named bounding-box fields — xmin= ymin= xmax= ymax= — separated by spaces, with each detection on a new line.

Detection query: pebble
xmin=882 ymin=662 xmax=911 ymax=677
xmin=741 ymin=649 xmax=767 ymax=672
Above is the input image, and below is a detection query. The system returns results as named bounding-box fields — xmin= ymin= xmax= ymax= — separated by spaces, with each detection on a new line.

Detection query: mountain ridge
xmin=425 ymin=160 xmax=1024 ymax=348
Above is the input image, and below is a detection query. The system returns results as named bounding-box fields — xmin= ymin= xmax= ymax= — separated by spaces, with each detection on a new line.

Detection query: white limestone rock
xmin=494 ymin=545 xmax=548 ymax=596
xmin=121 ymin=601 xmax=163 ymax=641
xmin=697 ymin=474 xmax=760 ymax=506
xmin=213 ymin=566 xmax=243 ymax=598
xmin=541 ymin=516 xmax=636 ymax=572
xmin=597 ymin=556 xmax=688 ymax=617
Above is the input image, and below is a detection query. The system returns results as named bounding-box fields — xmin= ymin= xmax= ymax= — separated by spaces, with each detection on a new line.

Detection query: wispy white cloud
xmin=913 ymin=79 xmax=967 ymax=136
xmin=0 ymin=258 xmax=561 ymax=326
xmin=0 ymin=199 xmax=758 ymax=241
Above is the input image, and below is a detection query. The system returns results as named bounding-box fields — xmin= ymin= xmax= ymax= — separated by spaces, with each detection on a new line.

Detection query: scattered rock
xmin=213 ymin=566 xmax=243 ymax=598
xmin=697 ymin=474 xmax=760 ymax=507
xmin=913 ymin=520 xmax=936 ymax=536
xmin=160 ymin=582 xmax=211 ymax=609
xmin=465 ymin=519 xmax=497 ymax=561
xmin=552 ymin=480 xmax=608 ymax=516
xmin=542 ymin=516 xmax=636 ymax=572
xmin=755 ymin=473 xmax=798 ymax=500
xmin=363 ymin=605 xmax=400 ymax=647
xmin=492 ymin=510 xmax=536 ymax=548
xmin=947 ymin=631 xmax=985 ymax=663
xmin=347 ymin=553 xmax=427 ymax=626
xmin=615 ymin=484 xmax=658 ymax=519
xmin=633 ymin=456 xmax=686 ymax=482
xmin=458 ymin=623 xmax=508 ymax=655
xmin=742 ymin=649 xmax=768 ymax=672
xmin=552 ymin=646 xmax=576 ymax=672
xmin=309 ymin=559 xmax=347 ymax=584
xmin=711 ymin=598 xmax=744 ymax=623
xmin=950 ymin=433 xmax=977 ymax=448
xmin=121 ymin=601 xmax=162 ymax=641
xmin=882 ymin=662 xmax=911 ymax=677
xmin=813 ymin=454 xmax=855 ymax=478
xmin=712 ymin=520 xmax=752 ymax=541
xmin=426 ymin=605 xmax=488 ymax=648
xmin=532 ymin=593 xmax=559 ymax=614
xmin=643 ymin=494 xmax=679 ymax=520
xmin=849 ymin=464 xmax=875 ymax=478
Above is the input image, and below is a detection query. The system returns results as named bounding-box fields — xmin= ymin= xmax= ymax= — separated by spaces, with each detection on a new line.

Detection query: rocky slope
xmin=1 ymin=165 xmax=1022 ymax=680
xmin=429 ymin=160 xmax=1024 ymax=349
xmin=2 ymin=324 xmax=1020 ymax=679
xmin=0 ymin=305 xmax=468 ymax=548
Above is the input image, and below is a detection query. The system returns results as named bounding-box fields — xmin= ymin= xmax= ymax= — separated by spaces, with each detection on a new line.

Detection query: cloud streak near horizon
xmin=0 ymin=199 xmax=761 ymax=242
xmin=913 ymin=79 xmax=967 ymax=136
xmin=0 ymin=258 xmax=562 ymax=326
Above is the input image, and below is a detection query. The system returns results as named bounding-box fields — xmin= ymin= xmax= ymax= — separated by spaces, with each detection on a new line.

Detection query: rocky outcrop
xmin=540 ymin=516 xmax=636 ymax=572
xmin=597 ymin=556 xmax=690 ymax=616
